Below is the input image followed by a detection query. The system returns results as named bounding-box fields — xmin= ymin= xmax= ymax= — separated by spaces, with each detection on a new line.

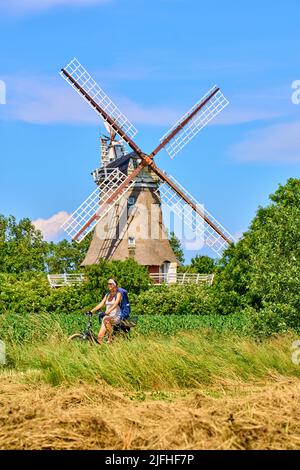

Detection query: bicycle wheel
xmin=68 ymin=333 xmax=99 ymax=345
xmin=68 ymin=333 xmax=86 ymax=343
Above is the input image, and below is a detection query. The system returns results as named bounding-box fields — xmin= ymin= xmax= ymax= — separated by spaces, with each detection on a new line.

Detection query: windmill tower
xmin=60 ymin=58 xmax=235 ymax=281
xmin=87 ymin=123 xmax=178 ymax=277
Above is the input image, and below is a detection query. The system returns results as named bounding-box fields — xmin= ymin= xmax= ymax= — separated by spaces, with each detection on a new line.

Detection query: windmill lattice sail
xmin=62 ymin=168 xmax=135 ymax=243
xmin=60 ymin=58 xmax=138 ymax=141
xmin=159 ymin=86 xmax=229 ymax=159
xmin=158 ymin=175 xmax=235 ymax=257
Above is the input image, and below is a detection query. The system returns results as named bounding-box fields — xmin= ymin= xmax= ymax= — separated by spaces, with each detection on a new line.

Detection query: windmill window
xmin=128 ymin=237 xmax=136 ymax=247
xmin=128 ymin=197 xmax=135 ymax=206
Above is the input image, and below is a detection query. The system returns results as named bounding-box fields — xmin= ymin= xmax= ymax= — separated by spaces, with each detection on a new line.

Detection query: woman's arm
xmin=91 ymin=295 xmax=107 ymax=313
xmin=106 ymin=292 xmax=122 ymax=315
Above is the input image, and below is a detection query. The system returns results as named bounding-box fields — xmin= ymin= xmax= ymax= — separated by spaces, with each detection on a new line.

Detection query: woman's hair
xmin=108 ymin=278 xmax=118 ymax=287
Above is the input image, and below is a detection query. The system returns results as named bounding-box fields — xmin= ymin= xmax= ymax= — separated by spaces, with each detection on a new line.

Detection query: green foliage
xmin=0 ymin=259 xmax=151 ymax=317
xmin=132 ymin=284 xmax=214 ymax=316
xmin=168 ymin=231 xmax=185 ymax=264
xmin=177 ymin=255 xmax=216 ymax=275
xmin=246 ymin=304 xmax=300 ymax=337
xmin=46 ymin=234 xmax=92 ymax=273
xmin=135 ymin=312 xmax=252 ymax=336
xmin=0 ymin=272 xmax=90 ymax=316
xmin=190 ymin=255 xmax=216 ymax=274
xmin=85 ymin=258 xmax=151 ymax=297
xmin=0 ymin=272 xmax=50 ymax=314
xmin=214 ymin=178 xmax=300 ymax=333
xmin=0 ymin=215 xmax=92 ymax=275
xmin=0 ymin=215 xmax=47 ymax=273
xmin=0 ymin=312 xmax=252 ymax=345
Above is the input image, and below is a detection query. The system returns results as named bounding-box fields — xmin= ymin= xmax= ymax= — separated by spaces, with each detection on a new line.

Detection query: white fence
xmin=149 ymin=273 xmax=214 ymax=286
xmin=47 ymin=273 xmax=214 ymax=288
xmin=47 ymin=273 xmax=86 ymax=288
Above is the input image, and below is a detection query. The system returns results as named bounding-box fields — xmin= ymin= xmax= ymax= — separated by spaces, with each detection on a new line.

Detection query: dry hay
xmin=0 ymin=376 xmax=299 ymax=450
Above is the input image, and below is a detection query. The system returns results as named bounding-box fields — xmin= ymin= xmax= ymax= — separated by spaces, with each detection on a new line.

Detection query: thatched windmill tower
xmin=60 ymin=58 xmax=235 ymax=281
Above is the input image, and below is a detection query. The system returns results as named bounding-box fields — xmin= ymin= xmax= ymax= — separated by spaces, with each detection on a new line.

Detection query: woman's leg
xmin=106 ymin=318 xmax=114 ymax=343
xmin=98 ymin=316 xmax=110 ymax=344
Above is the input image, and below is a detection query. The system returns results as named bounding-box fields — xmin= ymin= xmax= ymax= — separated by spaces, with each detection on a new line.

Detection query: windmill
xmin=60 ymin=58 xmax=235 ymax=281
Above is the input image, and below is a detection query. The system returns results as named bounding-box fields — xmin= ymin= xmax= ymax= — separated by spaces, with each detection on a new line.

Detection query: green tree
xmin=190 ymin=255 xmax=216 ymax=273
xmin=214 ymin=178 xmax=300 ymax=333
xmin=0 ymin=215 xmax=47 ymax=273
xmin=85 ymin=258 xmax=151 ymax=298
xmin=46 ymin=233 xmax=92 ymax=273
xmin=169 ymin=231 xmax=185 ymax=264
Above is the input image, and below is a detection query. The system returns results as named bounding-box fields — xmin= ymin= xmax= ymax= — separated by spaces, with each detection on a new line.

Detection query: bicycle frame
xmin=82 ymin=313 xmax=99 ymax=343
xmin=73 ymin=312 xmax=137 ymax=345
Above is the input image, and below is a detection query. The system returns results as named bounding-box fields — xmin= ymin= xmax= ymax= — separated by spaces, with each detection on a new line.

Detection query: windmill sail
xmin=60 ymin=58 xmax=139 ymax=148
xmin=62 ymin=168 xmax=135 ymax=242
xmin=154 ymin=86 xmax=229 ymax=159
xmin=157 ymin=174 xmax=235 ymax=257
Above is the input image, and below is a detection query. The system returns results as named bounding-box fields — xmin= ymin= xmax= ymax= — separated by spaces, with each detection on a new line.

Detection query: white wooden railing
xmin=149 ymin=273 xmax=214 ymax=286
xmin=47 ymin=272 xmax=214 ymax=288
xmin=47 ymin=273 xmax=86 ymax=288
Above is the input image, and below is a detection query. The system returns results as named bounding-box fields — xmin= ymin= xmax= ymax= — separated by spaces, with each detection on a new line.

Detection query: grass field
xmin=1 ymin=313 xmax=300 ymax=449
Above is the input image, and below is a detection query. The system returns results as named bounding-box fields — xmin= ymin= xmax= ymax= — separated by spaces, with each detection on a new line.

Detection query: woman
xmin=91 ymin=279 xmax=122 ymax=344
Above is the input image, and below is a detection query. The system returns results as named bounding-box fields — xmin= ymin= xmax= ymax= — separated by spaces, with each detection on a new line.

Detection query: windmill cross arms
xmin=150 ymin=86 xmax=229 ymax=159
xmin=61 ymin=151 xmax=234 ymax=250
xmin=149 ymin=162 xmax=233 ymax=246
xmin=62 ymin=164 xmax=147 ymax=242
xmin=60 ymin=58 xmax=143 ymax=157
xmin=156 ymin=174 xmax=236 ymax=257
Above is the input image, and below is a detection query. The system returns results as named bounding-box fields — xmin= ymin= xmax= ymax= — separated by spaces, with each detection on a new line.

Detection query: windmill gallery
xmin=59 ymin=58 xmax=235 ymax=283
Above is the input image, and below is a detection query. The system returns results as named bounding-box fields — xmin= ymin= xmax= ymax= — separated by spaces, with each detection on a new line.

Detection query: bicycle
xmin=68 ymin=311 xmax=137 ymax=344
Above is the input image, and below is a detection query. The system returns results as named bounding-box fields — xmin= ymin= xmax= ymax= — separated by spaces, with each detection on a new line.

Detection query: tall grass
xmin=3 ymin=330 xmax=299 ymax=391
xmin=1 ymin=313 xmax=299 ymax=392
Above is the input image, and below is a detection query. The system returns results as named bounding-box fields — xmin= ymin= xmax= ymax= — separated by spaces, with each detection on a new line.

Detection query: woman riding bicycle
xmin=90 ymin=279 xmax=122 ymax=344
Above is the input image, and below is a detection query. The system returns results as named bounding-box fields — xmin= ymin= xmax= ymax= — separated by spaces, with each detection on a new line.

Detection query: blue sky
xmin=0 ymin=0 xmax=300 ymax=259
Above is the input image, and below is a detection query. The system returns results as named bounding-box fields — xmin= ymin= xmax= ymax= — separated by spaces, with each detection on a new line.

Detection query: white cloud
xmin=1 ymin=74 xmax=293 ymax=130
xmin=0 ymin=0 xmax=111 ymax=15
xmin=230 ymin=121 xmax=300 ymax=163
xmin=117 ymin=96 xmax=180 ymax=126
xmin=214 ymin=107 xmax=280 ymax=126
xmin=1 ymin=74 xmax=181 ymax=127
xmin=213 ymin=85 xmax=292 ymax=127
xmin=33 ymin=211 xmax=69 ymax=241
xmin=3 ymin=75 xmax=98 ymax=125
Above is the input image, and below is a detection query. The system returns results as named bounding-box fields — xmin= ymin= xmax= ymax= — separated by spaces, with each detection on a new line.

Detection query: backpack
xmin=118 ymin=287 xmax=131 ymax=321
xmin=107 ymin=287 xmax=131 ymax=321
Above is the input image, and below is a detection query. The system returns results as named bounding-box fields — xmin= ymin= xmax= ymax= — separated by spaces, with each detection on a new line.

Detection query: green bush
xmin=132 ymin=284 xmax=214 ymax=316
xmin=0 ymin=272 xmax=50 ymax=314
xmin=85 ymin=259 xmax=151 ymax=296
xmin=246 ymin=303 xmax=300 ymax=336
xmin=0 ymin=259 xmax=152 ymax=317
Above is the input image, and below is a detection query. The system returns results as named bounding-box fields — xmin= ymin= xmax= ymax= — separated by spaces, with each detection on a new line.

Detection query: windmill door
xmin=160 ymin=261 xmax=171 ymax=284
